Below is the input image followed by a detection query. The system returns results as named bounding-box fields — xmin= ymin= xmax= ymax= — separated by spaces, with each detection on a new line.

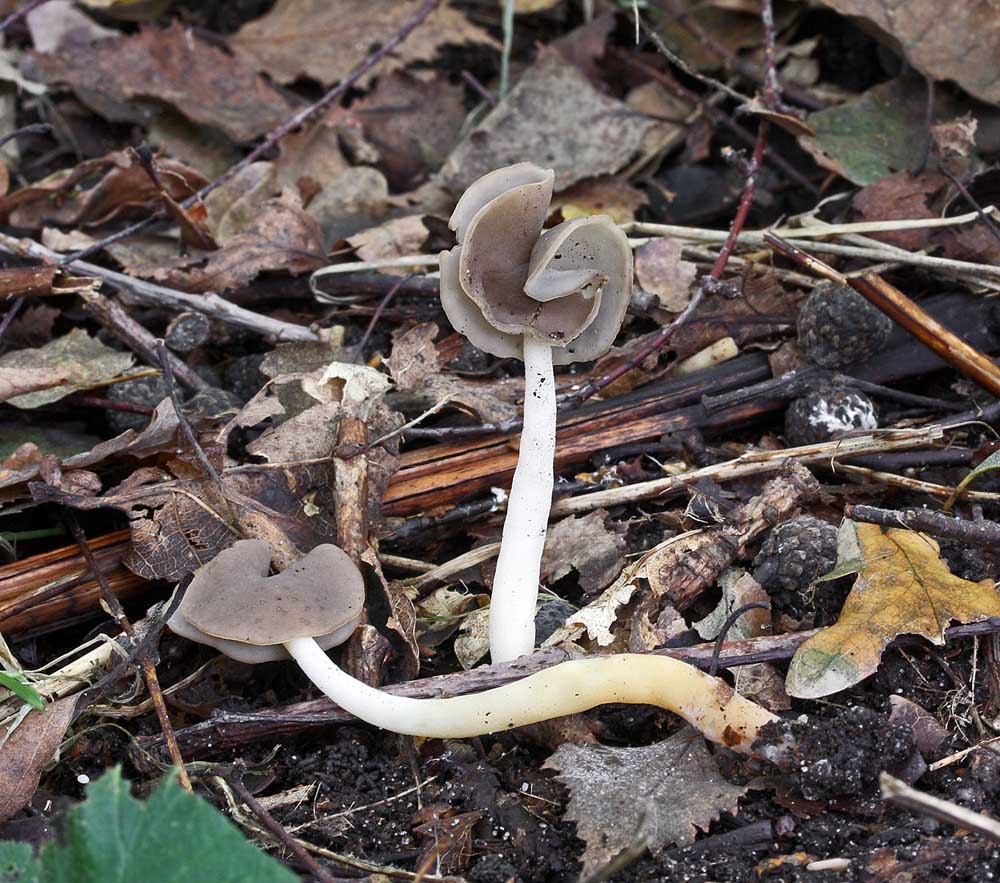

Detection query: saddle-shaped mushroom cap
xmin=167 ymin=539 xmax=364 ymax=664
xmin=440 ymin=162 xmax=632 ymax=366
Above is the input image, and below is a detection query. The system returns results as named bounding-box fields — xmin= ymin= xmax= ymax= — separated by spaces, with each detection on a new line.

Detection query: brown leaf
xmin=814 ymin=0 xmax=1000 ymax=105
xmin=541 ymin=509 xmax=626 ymax=594
xmin=634 ymin=237 xmax=698 ymax=312
xmin=28 ymin=23 xmax=301 ymax=142
xmin=348 ymin=215 xmax=429 ymax=275
xmin=545 ymin=728 xmax=748 ymax=875
xmin=230 ymin=0 xmax=497 ymax=87
xmin=159 ymin=191 xmax=325 ymax=293
xmin=442 ymin=47 xmax=654 ymax=191
xmin=4 ymin=151 xmax=209 ymax=229
xmin=851 ymin=172 xmax=947 ymax=251
xmin=388 ymin=322 xmax=441 ymax=392
xmin=354 ymin=71 xmax=468 ymax=190
xmin=0 ymin=696 xmax=78 ymax=822
xmin=787 ymin=521 xmax=1000 ymax=698
xmin=0 ymin=328 xmax=134 ymax=409
xmin=552 ymin=176 xmax=649 ymax=225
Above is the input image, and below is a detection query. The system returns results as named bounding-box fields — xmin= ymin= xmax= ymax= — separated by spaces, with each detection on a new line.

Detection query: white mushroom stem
xmin=489 ymin=335 xmax=556 ymax=663
xmin=284 ymin=640 xmax=778 ymax=752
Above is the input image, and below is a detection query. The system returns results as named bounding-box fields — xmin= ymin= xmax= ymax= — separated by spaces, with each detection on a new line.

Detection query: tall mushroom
xmin=440 ymin=163 xmax=632 ymax=662
xmin=168 ymin=540 xmax=777 ymax=750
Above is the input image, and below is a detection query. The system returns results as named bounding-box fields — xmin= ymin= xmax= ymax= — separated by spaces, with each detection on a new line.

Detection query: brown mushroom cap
xmin=167 ymin=540 xmax=364 ymax=664
xmin=440 ymin=162 xmax=632 ymax=365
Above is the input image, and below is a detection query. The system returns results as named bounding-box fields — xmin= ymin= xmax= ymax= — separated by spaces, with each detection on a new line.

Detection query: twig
xmin=154 ymin=340 xmax=237 ymax=522
xmin=0 ymin=232 xmax=319 ymax=342
xmin=80 ymin=289 xmax=206 ymax=390
xmin=357 ymin=275 xmax=411 ymax=353
xmin=571 ymin=121 xmax=769 ymax=402
xmin=881 ymin=772 xmax=1000 ymax=842
xmin=64 ymin=514 xmax=191 ymax=791
xmin=0 ymin=122 xmax=52 ymax=150
xmin=709 ymin=602 xmax=771 ymax=677
xmin=228 ymin=778 xmax=339 ymax=883
xmin=61 ymin=0 xmax=442 ymax=266
xmin=0 ymin=0 xmax=48 ymax=35
xmin=845 ymin=504 xmax=1000 ymax=549
xmin=764 ymin=233 xmax=1000 ymax=397
xmin=940 ymin=167 xmax=1000 ymax=250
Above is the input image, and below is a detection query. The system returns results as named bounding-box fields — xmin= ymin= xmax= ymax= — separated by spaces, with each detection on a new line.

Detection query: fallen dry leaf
xmin=349 ymin=216 xmax=429 ymax=274
xmin=231 ymin=0 xmax=496 ymax=86
xmin=0 ymin=328 xmax=134 ymax=409
xmin=0 ymin=695 xmax=78 ymax=822
xmin=851 ymin=172 xmax=947 ymax=251
xmin=634 ymin=237 xmax=698 ymax=312
xmin=158 ymin=191 xmax=325 ymax=293
xmin=388 ymin=322 xmax=441 ymax=392
xmin=786 ymin=520 xmax=1000 ymax=699
xmin=814 ymin=0 xmax=1000 ymax=105
xmin=442 ymin=47 xmax=654 ymax=191
xmin=545 ymin=728 xmax=748 ymax=875
xmin=28 ymin=22 xmax=301 ymax=142
xmin=541 ymin=509 xmax=626 ymax=594
xmin=3 ymin=150 xmax=208 ymax=229
xmin=354 ymin=71 xmax=468 ymax=191
xmin=552 ymin=176 xmax=648 ymax=225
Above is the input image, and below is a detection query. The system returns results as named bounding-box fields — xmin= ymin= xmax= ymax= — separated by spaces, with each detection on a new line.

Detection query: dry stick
xmin=881 ymin=773 xmax=1000 ymax=843
xmin=228 ymin=779 xmax=340 ymax=883
xmin=61 ymin=0 xmax=442 ymax=267
xmin=154 ymin=340 xmax=239 ymax=524
xmin=845 ymin=504 xmax=1000 ymax=549
xmin=763 ymin=233 xmax=1000 ymax=398
xmin=0 ymin=0 xmax=48 ymax=34
xmin=80 ymin=289 xmax=206 ymax=390
xmin=0 ymin=232 xmax=319 ymax=342
xmin=573 ymin=122 xmax=769 ymax=402
xmin=63 ymin=515 xmax=191 ymax=792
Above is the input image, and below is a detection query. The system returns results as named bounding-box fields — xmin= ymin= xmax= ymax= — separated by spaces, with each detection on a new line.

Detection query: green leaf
xmin=0 ymin=673 xmax=44 ymax=711
xmin=0 ymin=842 xmax=39 ymax=882
xmin=946 ymin=449 xmax=1000 ymax=509
xmin=0 ymin=768 xmax=296 ymax=883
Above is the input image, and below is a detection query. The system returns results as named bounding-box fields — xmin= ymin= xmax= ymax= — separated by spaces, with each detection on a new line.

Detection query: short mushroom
xmin=168 ymin=540 xmax=778 ymax=751
xmin=440 ymin=163 xmax=632 ymax=662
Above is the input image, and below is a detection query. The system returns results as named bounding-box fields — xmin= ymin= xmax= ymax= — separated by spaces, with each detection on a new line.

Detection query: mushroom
xmin=168 ymin=540 xmax=778 ymax=752
xmin=440 ymin=163 xmax=633 ymax=663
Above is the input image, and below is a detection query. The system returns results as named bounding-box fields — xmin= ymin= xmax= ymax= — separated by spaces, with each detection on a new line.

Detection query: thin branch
xmin=64 ymin=514 xmax=191 ymax=791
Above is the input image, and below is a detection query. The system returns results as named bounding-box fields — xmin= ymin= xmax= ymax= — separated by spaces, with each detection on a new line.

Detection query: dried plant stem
xmin=64 ymin=515 xmax=191 ymax=792
xmin=227 ymin=778 xmax=339 ymax=883
xmin=881 ymin=773 xmax=1000 ymax=842
xmin=846 ymin=504 xmax=1000 ymax=548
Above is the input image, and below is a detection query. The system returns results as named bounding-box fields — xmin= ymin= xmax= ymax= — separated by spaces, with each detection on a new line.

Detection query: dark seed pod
xmin=785 ymin=386 xmax=877 ymax=446
xmin=798 ymin=281 xmax=893 ymax=368
xmin=753 ymin=515 xmax=838 ymax=620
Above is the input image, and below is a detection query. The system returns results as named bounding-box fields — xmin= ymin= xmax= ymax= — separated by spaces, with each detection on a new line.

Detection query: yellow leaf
xmin=786 ymin=520 xmax=1000 ymax=699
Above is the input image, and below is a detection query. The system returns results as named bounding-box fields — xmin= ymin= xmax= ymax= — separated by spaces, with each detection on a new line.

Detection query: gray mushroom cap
xmin=167 ymin=539 xmax=365 ymax=664
xmin=440 ymin=162 xmax=632 ymax=366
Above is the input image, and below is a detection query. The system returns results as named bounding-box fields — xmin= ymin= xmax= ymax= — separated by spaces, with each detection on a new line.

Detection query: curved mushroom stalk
xmin=284 ymin=639 xmax=777 ymax=751
xmin=168 ymin=540 xmax=778 ymax=753
xmin=440 ymin=164 xmax=633 ymax=663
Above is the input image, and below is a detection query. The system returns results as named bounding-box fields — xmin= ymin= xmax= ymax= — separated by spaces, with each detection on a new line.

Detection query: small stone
xmin=106 ymin=374 xmax=171 ymax=434
xmin=534 ymin=598 xmax=577 ymax=645
xmin=164 ymin=311 xmax=211 ymax=352
xmin=798 ymin=282 xmax=893 ymax=368
xmin=784 ymin=386 xmax=877 ymax=446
